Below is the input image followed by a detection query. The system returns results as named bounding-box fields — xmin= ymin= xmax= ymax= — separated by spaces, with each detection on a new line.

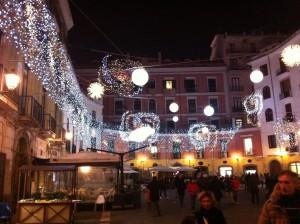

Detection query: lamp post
xmin=1 ymin=69 xmax=20 ymax=92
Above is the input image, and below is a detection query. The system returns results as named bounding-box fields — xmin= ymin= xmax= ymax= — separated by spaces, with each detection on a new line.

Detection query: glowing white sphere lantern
xmin=172 ymin=116 xmax=179 ymax=122
xmin=281 ymin=44 xmax=300 ymax=67
xmin=203 ymin=105 xmax=214 ymax=117
xmin=169 ymin=102 xmax=179 ymax=113
xmin=250 ymin=70 xmax=263 ymax=83
xmin=131 ymin=68 xmax=149 ymax=86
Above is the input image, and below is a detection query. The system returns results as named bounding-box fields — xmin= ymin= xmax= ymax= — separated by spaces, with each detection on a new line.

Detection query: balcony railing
xmin=230 ymin=86 xmax=244 ymax=92
xmin=232 ymin=106 xmax=244 ymax=112
xmin=19 ymin=96 xmax=43 ymax=125
xmin=286 ymin=145 xmax=299 ymax=153
xmin=185 ymin=87 xmax=197 ymax=93
xmin=283 ymin=114 xmax=296 ymax=122
xmin=279 ymin=90 xmax=292 ymax=100
xmin=163 ymin=89 xmax=176 ymax=95
xmin=42 ymin=114 xmax=56 ymax=133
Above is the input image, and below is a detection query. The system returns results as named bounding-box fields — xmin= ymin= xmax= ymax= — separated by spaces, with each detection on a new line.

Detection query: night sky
xmin=68 ymin=0 xmax=300 ymax=65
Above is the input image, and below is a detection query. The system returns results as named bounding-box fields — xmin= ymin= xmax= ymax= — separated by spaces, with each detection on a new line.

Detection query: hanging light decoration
xmin=169 ymin=102 xmax=179 ymax=113
xmin=119 ymin=111 xmax=160 ymax=144
xmin=172 ymin=115 xmax=179 ymax=123
xmin=131 ymin=68 xmax=149 ymax=87
xmin=250 ymin=70 xmax=264 ymax=83
xmin=274 ymin=119 xmax=299 ymax=149
xmin=218 ymin=128 xmax=239 ymax=152
xmin=243 ymin=91 xmax=263 ymax=125
xmin=87 ymin=82 xmax=105 ymax=99
xmin=203 ymin=105 xmax=215 ymax=117
xmin=281 ymin=44 xmax=300 ymax=67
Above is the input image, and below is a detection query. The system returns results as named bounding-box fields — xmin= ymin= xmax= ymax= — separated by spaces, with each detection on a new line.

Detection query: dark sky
xmin=68 ymin=0 xmax=300 ymax=65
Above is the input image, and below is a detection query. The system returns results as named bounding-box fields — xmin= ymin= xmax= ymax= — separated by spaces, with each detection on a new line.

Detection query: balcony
xmin=230 ymin=85 xmax=244 ymax=92
xmin=185 ymin=87 xmax=197 ymax=93
xmin=163 ymin=89 xmax=176 ymax=95
xmin=39 ymin=114 xmax=56 ymax=138
xmin=18 ymin=96 xmax=43 ymax=127
xmin=283 ymin=114 xmax=296 ymax=122
xmin=232 ymin=106 xmax=244 ymax=112
xmin=279 ymin=90 xmax=292 ymax=100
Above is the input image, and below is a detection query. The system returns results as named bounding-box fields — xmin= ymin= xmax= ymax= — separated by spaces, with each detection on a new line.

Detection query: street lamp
xmin=2 ymin=69 xmax=20 ymax=91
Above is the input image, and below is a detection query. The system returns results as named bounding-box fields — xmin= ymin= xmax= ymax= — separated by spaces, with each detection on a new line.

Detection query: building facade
xmin=248 ymin=29 xmax=300 ymax=175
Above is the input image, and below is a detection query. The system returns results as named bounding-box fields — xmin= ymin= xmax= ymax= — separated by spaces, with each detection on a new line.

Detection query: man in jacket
xmin=148 ymin=176 xmax=161 ymax=217
xmin=258 ymin=170 xmax=300 ymax=224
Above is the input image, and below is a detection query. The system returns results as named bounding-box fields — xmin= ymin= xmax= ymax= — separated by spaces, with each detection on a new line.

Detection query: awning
xmin=171 ymin=166 xmax=197 ymax=172
xmin=149 ymin=166 xmax=175 ymax=172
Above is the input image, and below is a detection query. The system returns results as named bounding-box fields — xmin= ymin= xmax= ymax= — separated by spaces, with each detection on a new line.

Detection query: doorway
xmin=269 ymin=160 xmax=282 ymax=175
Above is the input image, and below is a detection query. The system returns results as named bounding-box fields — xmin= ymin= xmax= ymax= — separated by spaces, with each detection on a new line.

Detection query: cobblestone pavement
xmin=111 ymin=188 xmax=264 ymax=224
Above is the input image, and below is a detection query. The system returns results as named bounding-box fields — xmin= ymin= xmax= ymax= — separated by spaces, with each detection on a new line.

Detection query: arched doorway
xmin=11 ymin=137 xmax=30 ymax=207
xmin=244 ymin=165 xmax=257 ymax=174
xmin=269 ymin=160 xmax=282 ymax=175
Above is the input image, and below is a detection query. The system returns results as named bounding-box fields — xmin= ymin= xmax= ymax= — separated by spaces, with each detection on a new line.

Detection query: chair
xmin=94 ymin=195 xmax=105 ymax=212
xmin=0 ymin=203 xmax=11 ymax=224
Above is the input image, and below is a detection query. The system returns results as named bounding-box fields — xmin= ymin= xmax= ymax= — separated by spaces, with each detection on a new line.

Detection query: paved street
xmin=111 ymin=188 xmax=264 ymax=224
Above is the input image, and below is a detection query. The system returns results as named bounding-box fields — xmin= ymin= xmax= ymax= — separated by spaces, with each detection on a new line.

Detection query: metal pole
xmin=120 ymin=154 xmax=124 ymax=193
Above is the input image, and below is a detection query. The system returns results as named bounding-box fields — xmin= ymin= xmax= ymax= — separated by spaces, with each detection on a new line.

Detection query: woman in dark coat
xmin=148 ymin=176 xmax=161 ymax=216
xmin=195 ymin=191 xmax=227 ymax=224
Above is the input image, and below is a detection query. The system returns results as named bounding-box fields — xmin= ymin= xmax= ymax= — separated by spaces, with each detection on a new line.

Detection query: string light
xmin=0 ymin=0 xmax=102 ymax=145
xmin=274 ymin=119 xmax=299 ymax=149
xmin=87 ymin=82 xmax=105 ymax=99
xmin=243 ymin=91 xmax=263 ymax=125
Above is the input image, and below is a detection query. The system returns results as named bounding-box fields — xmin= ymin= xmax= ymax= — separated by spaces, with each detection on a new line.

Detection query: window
xmin=172 ymin=141 xmax=181 ymax=159
xmin=128 ymin=142 xmax=136 ymax=159
xmin=188 ymin=119 xmax=197 ymax=126
xmin=231 ymin=77 xmax=241 ymax=91
xmin=91 ymin=137 xmax=97 ymax=149
xmin=209 ymin=98 xmax=218 ymax=112
xmin=268 ymin=135 xmax=277 ymax=149
xmin=150 ymin=145 xmax=159 ymax=159
xmin=260 ymin=64 xmax=268 ymax=76
xmin=230 ymin=58 xmax=238 ymax=66
xmin=107 ymin=140 xmax=114 ymax=152
xmin=133 ymin=99 xmax=141 ymax=113
xmin=285 ymin=103 xmax=294 ymax=121
xmin=188 ymin=99 xmax=196 ymax=113
xmin=196 ymin=151 xmax=204 ymax=159
xmin=164 ymin=80 xmax=176 ymax=89
xmin=232 ymin=97 xmax=243 ymax=112
xmin=115 ymin=100 xmax=124 ymax=115
xmin=166 ymin=120 xmax=175 ymax=133
xmin=244 ymin=138 xmax=253 ymax=155
xmin=92 ymin=110 xmax=96 ymax=121
xmin=289 ymin=162 xmax=300 ymax=176
xmin=262 ymin=86 xmax=271 ymax=99
xmin=250 ymin=43 xmax=256 ymax=52
xmin=166 ymin=99 xmax=174 ymax=113
xmin=148 ymin=99 xmax=156 ymax=113
xmin=235 ymin=118 xmax=243 ymax=128
xmin=210 ymin=119 xmax=219 ymax=129
xmin=219 ymin=166 xmax=233 ymax=177
xmin=265 ymin=108 xmax=274 ymax=122
xmin=184 ymin=79 xmax=196 ymax=92
xmin=207 ymin=78 xmax=217 ymax=92
xmin=280 ymin=79 xmax=292 ymax=99
xmin=147 ymin=79 xmax=155 ymax=89
xmin=279 ymin=58 xmax=287 ymax=74
xmin=229 ymin=43 xmax=235 ymax=52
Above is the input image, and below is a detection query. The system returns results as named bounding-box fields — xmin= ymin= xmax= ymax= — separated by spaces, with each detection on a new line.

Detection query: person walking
xmin=248 ymin=173 xmax=260 ymax=205
xmin=187 ymin=179 xmax=200 ymax=210
xmin=258 ymin=170 xmax=300 ymax=224
xmin=148 ymin=176 xmax=161 ymax=217
xmin=231 ymin=176 xmax=240 ymax=204
xmin=174 ymin=174 xmax=186 ymax=207
xmin=194 ymin=191 xmax=227 ymax=224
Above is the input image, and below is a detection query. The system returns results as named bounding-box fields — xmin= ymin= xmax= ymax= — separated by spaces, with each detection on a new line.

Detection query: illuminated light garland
xmin=188 ymin=123 xmax=218 ymax=151
xmin=281 ymin=44 xmax=300 ymax=67
xmin=243 ymin=91 xmax=263 ymax=125
xmin=0 ymin=0 xmax=104 ymax=146
xmin=274 ymin=119 xmax=300 ymax=149
xmin=119 ymin=111 xmax=160 ymax=144
xmin=99 ymin=55 xmax=144 ymax=97
xmin=87 ymin=82 xmax=105 ymax=99
xmin=218 ymin=128 xmax=239 ymax=151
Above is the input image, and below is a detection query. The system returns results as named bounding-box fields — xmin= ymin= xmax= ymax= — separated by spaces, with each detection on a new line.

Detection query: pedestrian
xmin=231 ymin=176 xmax=240 ymax=204
xmin=159 ymin=176 xmax=168 ymax=198
xmin=187 ymin=178 xmax=200 ymax=210
xmin=248 ymin=173 xmax=260 ymax=205
xmin=174 ymin=173 xmax=186 ymax=207
xmin=194 ymin=191 xmax=227 ymax=224
xmin=258 ymin=170 xmax=300 ymax=224
xmin=181 ymin=215 xmax=197 ymax=224
xmin=148 ymin=176 xmax=162 ymax=217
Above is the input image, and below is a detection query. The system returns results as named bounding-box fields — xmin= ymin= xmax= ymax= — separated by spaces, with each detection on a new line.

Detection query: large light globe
xmin=131 ymin=68 xmax=149 ymax=86
xmin=250 ymin=70 xmax=263 ymax=83
xmin=169 ymin=102 xmax=179 ymax=113
xmin=203 ymin=105 xmax=214 ymax=116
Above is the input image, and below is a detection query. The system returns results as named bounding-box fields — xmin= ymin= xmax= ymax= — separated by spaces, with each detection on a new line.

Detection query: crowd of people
xmin=143 ymin=170 xmax=300 ymax=224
